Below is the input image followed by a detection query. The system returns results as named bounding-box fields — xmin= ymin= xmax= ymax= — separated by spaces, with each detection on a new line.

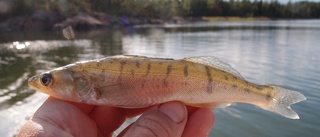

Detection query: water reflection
xmin=9 ymin=41 xmax=30 ymax=50
xmin=0 ymin=20 xmax=319 ymax=137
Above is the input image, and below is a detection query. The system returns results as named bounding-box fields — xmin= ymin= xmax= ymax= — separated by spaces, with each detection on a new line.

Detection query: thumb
xmin=122 ymin=102 xmax=188 ymax=137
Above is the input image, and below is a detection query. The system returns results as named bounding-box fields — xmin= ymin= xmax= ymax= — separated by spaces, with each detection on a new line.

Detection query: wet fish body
xmin=28 ymin=55 xmax=306 ymax=119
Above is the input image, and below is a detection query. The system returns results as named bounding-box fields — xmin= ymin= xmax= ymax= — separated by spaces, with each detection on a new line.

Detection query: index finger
xmin=69 ymin=99 xmax=149 ymax=136
xmin=88 ymin=106 xmax=149 ymax=136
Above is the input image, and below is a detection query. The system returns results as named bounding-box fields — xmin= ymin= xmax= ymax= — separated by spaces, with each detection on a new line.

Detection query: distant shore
xmin=0 ymin=10 xmax=313 ymax=32
xmin=1 ymin=0 xmax=319 ymax=32
xmin=0 ymin=11 xmax=208 ymax=32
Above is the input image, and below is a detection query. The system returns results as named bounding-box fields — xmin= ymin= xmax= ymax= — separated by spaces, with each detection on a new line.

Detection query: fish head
xmin=28 ymin=68 xmax=87 ymax=102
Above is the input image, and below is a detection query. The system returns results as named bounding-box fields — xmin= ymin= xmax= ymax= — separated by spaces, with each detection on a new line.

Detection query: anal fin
xmin=187 ymin=102 xmax=232 ymax=109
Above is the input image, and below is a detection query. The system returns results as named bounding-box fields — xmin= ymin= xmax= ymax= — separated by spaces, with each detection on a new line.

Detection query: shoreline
xmin=0 ymin=11 xmax=206 ymax=32
xmin=0 ymin=10 xmax=318 ymax=32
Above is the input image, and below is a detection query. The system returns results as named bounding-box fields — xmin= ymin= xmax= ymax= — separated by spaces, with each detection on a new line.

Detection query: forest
xmin=1 ymin=0 xmax=319 ymax=20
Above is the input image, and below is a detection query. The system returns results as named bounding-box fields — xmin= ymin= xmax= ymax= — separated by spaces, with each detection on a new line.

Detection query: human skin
xmin=18 ymin=97 xmax=214 ymax=137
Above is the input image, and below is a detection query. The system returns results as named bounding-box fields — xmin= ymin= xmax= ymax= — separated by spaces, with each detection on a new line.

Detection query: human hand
xmin=18 ymin=97 xmax=214 ymax=137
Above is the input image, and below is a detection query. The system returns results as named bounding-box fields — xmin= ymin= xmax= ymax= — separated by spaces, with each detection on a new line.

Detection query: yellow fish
xmin=28 ymin=55 xmax=306 ymax=119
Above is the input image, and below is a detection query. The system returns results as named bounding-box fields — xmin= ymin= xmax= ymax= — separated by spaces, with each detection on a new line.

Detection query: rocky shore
xmin=0 ymin=10 xmax=205 ymax=32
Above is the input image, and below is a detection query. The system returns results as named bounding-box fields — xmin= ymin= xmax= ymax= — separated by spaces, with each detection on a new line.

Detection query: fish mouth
xmin=28 ymin=75 xmax=37 ymax=82
xmin=28 ymin=75 xmax=40 ymax=90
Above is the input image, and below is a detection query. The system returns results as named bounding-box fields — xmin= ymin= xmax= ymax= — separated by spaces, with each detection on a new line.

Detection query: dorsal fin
xmin=183 ymin=56 xmax=244 ymax=80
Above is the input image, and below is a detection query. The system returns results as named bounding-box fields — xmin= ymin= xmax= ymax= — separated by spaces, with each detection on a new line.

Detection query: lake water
xmin=0 ymin=20 xmax=319 ymax=137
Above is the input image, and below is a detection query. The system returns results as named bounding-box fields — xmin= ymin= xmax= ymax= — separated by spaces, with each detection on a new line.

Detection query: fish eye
xmin=40 ymin=73 xmax=53 ymax=86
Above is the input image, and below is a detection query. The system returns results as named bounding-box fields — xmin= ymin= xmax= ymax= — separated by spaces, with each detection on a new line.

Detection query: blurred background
xmin=0 ymin=0 xmax=319 ymax=137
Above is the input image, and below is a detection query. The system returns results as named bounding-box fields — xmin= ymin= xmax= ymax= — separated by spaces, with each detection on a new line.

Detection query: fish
xmin=28 ymin=55 xmax=306 ymax=119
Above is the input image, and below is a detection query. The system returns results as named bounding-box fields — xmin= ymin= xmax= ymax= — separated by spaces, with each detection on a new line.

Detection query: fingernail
xmin=159 ymin=102 xmax=186 ymax=123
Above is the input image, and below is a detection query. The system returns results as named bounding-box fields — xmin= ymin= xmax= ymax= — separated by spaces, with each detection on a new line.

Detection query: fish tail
xmin=261 ymin=86 xmax=306 ymax=119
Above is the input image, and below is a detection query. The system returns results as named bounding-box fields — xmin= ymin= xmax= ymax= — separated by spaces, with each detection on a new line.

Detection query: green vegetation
xmin=2 ymin=0 xmax=320 ymax=20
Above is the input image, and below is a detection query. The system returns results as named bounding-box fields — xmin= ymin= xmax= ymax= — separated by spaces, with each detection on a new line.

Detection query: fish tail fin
xmin=261 ymin=86 xmax=306 ymax=119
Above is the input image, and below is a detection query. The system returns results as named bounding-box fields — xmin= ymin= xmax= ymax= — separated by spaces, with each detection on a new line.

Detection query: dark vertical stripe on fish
xmin=266 ymin=92 xmax=272 ymax=100
xmin=96 ymin=61 xmax=101 ymax=67
xmin=184 ymin=65 xmax=188 ymax=77
xmin=146 ymin=63 xmax=151 ymax=75
xmin=142 ymin=63 xmax=151 ymax=88
xmin=166 ymin=64 xmax=172 ymax=76
xmin=244 ymin=88 xmax=251 ymax=93
xmin=232 ymin=84 xmax=238 ymax=90
xmin=118 ymin=61 xmax=126 ymax=83
xmin=233 ymin=76 xmax=238 ymax=80
xmin=120 ymin=61 xmax=126 ymax=73
xmin=136 ymin=61 xmax=140 ymax=68
xmin=255 ymin=86 xmax=263 ymax=90
xmin=163 ymin=64 xmax=172 ymax=87
xmin=224 ymin=75 xmax=228 ymax=80
xmin=205 ymin=66 xmax=213 ymax=93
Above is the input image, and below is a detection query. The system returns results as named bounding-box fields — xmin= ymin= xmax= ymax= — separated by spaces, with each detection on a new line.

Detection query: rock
xmin=0 ymin=10 xmax=64 ymax=32
xmin=24 ymin=10 xmax=64 ymax=31
xmin=91 ymin=12 xmax=114 ymax=25
xmin=54 ymin=12 xmax=105 ymax=30
xmin=31 ymin=10 xmax=64 ymax=23
xmin=148 ymin=18 xmax=164 ymax=24
xmin=171 ymin=16 xmax=186 ymax=24
xmin=128 ymin=17 xmax=146 ymax=25
xmin=0 ymin=16 xmax=25 ymax=32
